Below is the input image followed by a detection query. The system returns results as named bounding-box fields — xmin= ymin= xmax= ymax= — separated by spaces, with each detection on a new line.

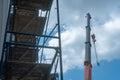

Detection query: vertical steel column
xmin=84 ymin=13 xmax=92 ymax=80
xmin=56 ymin=0 xmax=63 ymax=80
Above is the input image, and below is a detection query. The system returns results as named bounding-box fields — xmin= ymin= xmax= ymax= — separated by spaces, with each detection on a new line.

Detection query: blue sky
xmin=47 ymin=0 xmax=120 ymax=80
xmin=64 ymin=59 xmax=120 ymax=80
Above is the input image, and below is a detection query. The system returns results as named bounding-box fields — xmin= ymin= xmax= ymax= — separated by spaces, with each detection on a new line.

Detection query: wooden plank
xmin=5 ymin=61 xmax=52 ymax=78
xmin=15 ymin=35 xmax=37 ymax=44
xmin=14 ymin=9 xmax=46 ymax=34
xmin=16 ymin=0 xmax=53 ymax=11
xmin=9 ymin=47 xmax=38 ymax=62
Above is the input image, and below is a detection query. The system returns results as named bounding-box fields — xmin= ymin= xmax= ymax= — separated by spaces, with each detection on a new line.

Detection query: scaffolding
xmin=0 ymin=0 xmax=63 ymax=80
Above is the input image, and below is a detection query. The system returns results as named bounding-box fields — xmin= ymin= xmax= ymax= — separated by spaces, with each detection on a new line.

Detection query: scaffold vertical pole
xmin=56 ymin=0 xmax=63 ymax=80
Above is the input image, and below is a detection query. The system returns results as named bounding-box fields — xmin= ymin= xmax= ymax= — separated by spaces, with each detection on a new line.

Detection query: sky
xmin=47 ymin=0 xmax=120 ymax=80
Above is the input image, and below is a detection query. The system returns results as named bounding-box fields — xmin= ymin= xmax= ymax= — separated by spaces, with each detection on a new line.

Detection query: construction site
xmin=0 ymin=0 xmax=101 ymax=80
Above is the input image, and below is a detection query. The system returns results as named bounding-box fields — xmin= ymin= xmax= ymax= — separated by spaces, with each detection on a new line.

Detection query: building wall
xmin=0 ymin=0 xmax=10 ymax=60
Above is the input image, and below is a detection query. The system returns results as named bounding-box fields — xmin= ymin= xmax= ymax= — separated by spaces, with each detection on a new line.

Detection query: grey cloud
xmin=47 ymin=0 xmax=120 ymax=72
xmin=59 ymin=0 xmax=120 ymax=26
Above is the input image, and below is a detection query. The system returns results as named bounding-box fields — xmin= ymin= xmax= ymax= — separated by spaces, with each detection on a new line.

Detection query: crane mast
xmin=84 ymin=13 xmax=92 ymax=80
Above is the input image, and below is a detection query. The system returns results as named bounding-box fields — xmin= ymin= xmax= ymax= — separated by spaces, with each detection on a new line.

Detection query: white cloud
xmin=45 ymin=0 xmax=120 ymax=73
xmin=94 ymin=15 xmax=120 ymax=62
xmin=47 ymin=14 xmax=120 ymax=73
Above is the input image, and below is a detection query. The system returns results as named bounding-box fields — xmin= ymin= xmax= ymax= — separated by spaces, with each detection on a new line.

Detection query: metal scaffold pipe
xmin=56 ymin=0 xmax=63 ymax=80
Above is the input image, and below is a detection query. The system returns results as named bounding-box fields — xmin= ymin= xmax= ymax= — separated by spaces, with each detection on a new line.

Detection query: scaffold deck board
xmin=3 ymin=61 xmax=52 ymax=80
xmin=13 ymin=9 xmax=46 ymax=34
xmin=15 ymin=35 xmax=37 ymax=44
xmin=8 ymin=47 xmax=38 ymax=62
xmin=16 ymin=0 xmax=53 ymax=10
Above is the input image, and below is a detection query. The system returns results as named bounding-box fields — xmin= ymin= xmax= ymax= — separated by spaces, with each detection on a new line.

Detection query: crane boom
xmin=91 ymin=34 xmax=100 ymax=66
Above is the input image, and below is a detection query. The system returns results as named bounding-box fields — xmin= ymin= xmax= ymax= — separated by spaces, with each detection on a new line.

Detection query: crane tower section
xmin=84 ymin=13 xmax=92 ymax=80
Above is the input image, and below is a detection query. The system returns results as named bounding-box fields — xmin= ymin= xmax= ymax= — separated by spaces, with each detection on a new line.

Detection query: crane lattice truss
xmin=0 ymin=0 xmax=63 ymax=80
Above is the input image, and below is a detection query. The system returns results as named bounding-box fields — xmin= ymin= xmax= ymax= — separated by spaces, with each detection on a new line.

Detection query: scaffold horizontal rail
xmin=6 ymin=42 xmax=58 ymax=49
xmin=7 ymin=31 xmax=59 ymax=39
